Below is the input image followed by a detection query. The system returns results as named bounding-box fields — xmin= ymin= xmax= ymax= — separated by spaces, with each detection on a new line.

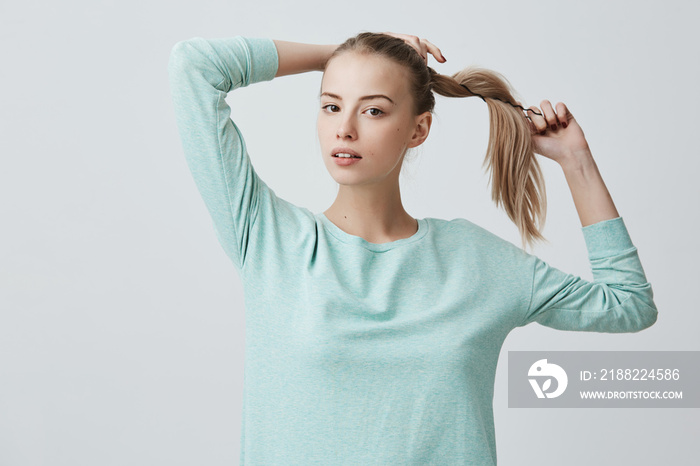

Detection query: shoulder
xmin=425 ymin=216 xmax=534 ymax=263
xmin=425 ymin=216 xmax=513 ymax=246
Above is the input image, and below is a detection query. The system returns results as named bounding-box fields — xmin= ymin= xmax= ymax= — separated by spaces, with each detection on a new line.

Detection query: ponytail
xmin=430 ymin=67 xmax=547 ymax=250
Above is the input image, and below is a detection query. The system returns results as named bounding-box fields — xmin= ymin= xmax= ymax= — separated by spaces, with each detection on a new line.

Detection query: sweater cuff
xmin=243 ymin=37 xmax=279 ymax=84
xmin=581 ymin=217 xmax=635 ymax=260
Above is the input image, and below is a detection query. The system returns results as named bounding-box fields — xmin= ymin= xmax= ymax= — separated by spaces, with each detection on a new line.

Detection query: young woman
xmin=168 ymin=31 xmax=657 ymax=465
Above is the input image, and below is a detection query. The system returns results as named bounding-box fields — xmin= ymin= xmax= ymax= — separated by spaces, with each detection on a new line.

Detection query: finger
xmin=386 ymin=33 xmax=443 ymax=63
xmin=540 ymin=99 xmax=560 ymax=131
xmin=404 ymin=35 xmax=426 ymax=60
xmin=516 ymin=101 xmax=532 ymax=117
xmin=555 ymin=102 xmax=571 ymax=128
xmin=516 ymin=101 xmax=538 ymax=133
xmin=525 ymin=115 xmax=539 ymax=135
xmin=387 ymin=33 xmax=424 ymax=59
xmin=418 ymin=39 xmax=429 ymax=60
xmin=422 ymin=39 xmax=446 ymax=62
xmin=528 ymin=105 xmax=547 ymax=134
xmin=416 ymin=41 xmax=429 ymax=63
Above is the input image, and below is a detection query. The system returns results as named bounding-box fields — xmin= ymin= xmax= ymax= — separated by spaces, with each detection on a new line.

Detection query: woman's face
xmin=317 ymin=51 xmax=430 ymax=189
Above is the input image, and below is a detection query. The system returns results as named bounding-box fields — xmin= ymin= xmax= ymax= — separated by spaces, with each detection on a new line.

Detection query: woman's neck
xmin=323 ymin=186 xmax=417 ymax=244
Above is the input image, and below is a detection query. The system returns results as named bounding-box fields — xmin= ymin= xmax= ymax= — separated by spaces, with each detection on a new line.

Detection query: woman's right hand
xmin=381 ymin=32 xmax=447 ymax=65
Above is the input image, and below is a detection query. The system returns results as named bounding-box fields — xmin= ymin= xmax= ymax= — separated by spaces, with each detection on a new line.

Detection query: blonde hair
xmin=327 ymin=32 xmax=547 ymax=250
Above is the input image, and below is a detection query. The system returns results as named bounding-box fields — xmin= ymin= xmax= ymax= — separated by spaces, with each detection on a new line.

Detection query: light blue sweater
xmin=168 ymin=35 xmax=658 ymax=465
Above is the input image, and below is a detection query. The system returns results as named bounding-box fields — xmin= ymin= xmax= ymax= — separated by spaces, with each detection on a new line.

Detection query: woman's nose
xmin=336 ymin=115 xmax=357 ymax=139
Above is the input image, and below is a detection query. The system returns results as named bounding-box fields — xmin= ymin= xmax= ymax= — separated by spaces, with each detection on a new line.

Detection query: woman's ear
xmin=407 ymin=111 xmax=432 ymax=148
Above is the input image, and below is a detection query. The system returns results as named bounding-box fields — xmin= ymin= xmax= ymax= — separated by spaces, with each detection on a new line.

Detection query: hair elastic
xmin=459 ymin=83 xmax=543 ymax=117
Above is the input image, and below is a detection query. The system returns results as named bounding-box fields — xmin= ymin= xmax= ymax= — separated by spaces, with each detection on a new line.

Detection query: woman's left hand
xmin=524 ymin=100 xmax=592 ymax=166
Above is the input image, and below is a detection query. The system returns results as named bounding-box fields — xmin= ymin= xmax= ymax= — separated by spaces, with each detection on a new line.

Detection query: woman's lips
xmin=331 ymin=147 xmax=362 ymax=158
xmin=332 ymin=155 xmax=362 ymax=166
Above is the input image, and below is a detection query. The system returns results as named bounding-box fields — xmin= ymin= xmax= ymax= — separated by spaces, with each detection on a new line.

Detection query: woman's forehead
xmin=322 ymin=53 xmax=409 ymax=101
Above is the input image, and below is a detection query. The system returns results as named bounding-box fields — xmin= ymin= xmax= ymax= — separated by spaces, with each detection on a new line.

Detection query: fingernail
xmin=562 ymin=121 xmax=568 ymax=128
xmin=551 ymin=124 xmax=557 ymax=131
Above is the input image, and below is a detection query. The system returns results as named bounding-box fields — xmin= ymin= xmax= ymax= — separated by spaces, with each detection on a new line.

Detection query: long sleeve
xmin=520 ymin=216 xmax=658 ymax=332
xmin=167 ymin=36 xmax=279 ymax=270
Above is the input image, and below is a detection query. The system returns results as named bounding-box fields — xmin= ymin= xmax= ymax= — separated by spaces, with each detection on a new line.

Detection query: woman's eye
xmin=320 ymin=105 xmax=383 ymax=116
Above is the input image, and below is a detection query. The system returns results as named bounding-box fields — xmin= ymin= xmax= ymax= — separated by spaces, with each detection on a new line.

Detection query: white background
xmin=2 ymin=0 xmax=699 ymax=464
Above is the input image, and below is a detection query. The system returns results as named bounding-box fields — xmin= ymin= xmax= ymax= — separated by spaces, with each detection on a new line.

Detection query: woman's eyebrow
xmin=320 ymin=92 xmax=395 ymax=105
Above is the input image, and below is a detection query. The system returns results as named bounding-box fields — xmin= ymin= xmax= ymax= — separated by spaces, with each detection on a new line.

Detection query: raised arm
xmin=167 ymin=36 xmax=336 ymax=270
xmin=525 ymin=99 xmax=619 ymax=227
xmin=168 ymin=36 xmax=277 ymax=270
xmin=517 ymin=100 xmax=657 ymax=332
xmin=272 ymin=39 xmax=338 ymax=77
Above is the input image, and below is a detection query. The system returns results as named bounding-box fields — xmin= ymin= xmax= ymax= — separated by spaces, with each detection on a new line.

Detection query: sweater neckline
xmin=317 ymin=213 xmax=429 ymax=252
